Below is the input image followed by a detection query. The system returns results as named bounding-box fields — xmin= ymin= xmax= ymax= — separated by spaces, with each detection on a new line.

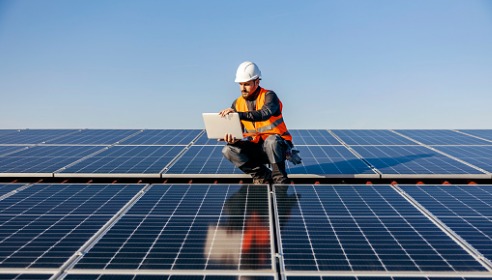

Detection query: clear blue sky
xmin=1 ymin=0 xmax=491 ymax=129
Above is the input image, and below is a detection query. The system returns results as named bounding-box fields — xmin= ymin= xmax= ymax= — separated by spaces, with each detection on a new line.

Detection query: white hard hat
xmin=234 ymin=61 xmax=262 ymax=83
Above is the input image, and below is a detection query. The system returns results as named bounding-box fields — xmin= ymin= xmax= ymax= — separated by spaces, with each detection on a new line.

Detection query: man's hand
xmin=219 ymin=108 xmax=235 ymax=117
xmin=223 ymin=133 xmax=238 ymax=144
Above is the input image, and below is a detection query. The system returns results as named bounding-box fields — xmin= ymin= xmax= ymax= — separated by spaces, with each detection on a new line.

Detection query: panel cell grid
xmin=432 ymin=146 xmax=492 ymax=173
xmin=275 ymin=185 xmax=487 ymax=274
xmin=0 ymin=129 xmax=75 ymax=145
xmin=286 ymin=146 xmax=375 ymax=175
xmin=60 ymin=146 xmax=185 ymax=174
xmin=0 ymin=146 xmax=28 ymax=157
xmin=75 ymin=184 xmax=274 ymax=273
xmin=118 ymin=129 xmax=202 ymax=145
xmin=351 ymin=146 xmax=484 ymax=175
xmin=459 ymin=130 xmax=492 ymax=142
xmin=0 ymin=184 xmax=144 ymax=268
xmin=165 ymin=146 xmax=242 ymax=174
xmin=0 ymin=184 xmax=26 ymax=197
xmin=395 ymin=130 xmax=491 ymax=145
xmin=400 ymin=185 xmax=492 ymax=261
xmin=44 ymin=129 xmax=139 ymax=145
xmin=331 ymin=130 xmax=416 ymax=145
xmin=289 ymin=130 xmax=342 ymax=145
xmin=0 ymin=146 xmax=105 ymax=173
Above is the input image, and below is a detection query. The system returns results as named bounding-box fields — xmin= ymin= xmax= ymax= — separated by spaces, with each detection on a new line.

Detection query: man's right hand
xmin=219 ymin=108 xmax=235 ymax=117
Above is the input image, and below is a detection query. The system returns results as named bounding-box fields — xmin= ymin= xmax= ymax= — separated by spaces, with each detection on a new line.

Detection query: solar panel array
xmin=1 ymin=129 xmax=492 ymax=279
xmin=0 ymin=129 xmax=491 ymax=179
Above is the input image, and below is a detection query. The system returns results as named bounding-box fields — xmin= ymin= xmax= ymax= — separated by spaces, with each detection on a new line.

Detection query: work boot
xmin=252 ymin=166 xmax=272 ymax=185
xmin=272 ymin=162 xmax=289 ymax=184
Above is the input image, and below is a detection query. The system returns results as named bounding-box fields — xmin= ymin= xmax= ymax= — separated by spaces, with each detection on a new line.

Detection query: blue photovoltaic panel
xmin=395 ymin=130 xmax=491 ymax=145
xmin=0 ymin=146 xmax=28 ymax=156
xmin=459 ymin=130 xmax=492 ymax=142
xmin=193 ymin=132 xmax=226 ymax=145
xmin=433 ymin=146 xmax=492 ymax=173
xmin=351 ymin=146 xmax=484 ymax=175
xmin=400 ymin=185 xmax=492 ymax=261
xmin=165 ymin=146 xmax=243 ymax=174
xmin=64 ymin=275 xmax=275 ymax=280
xmin=60 ymin=146 xmax=185 ymax=174
xmin=289 ymin=130 xmax=341 ymax=145
xmin=44 ymin=129 xmax=139 ymax=144
xmin=0 ymin=129 xmax=75 ymax=144
xmin=0 ymin=146 xmax=105 ymax=173
xmin=331 ymin=130 xmax=416 ymax=145
xmin=0 ymin=184 xmax=25 ymax=197
xmin=275 ymin=185 xmax=487 ymax=274
xmin=0 ymin=183 xmax=144 ymax=268
xmin=0 ymin=130 xmax=18 ymax=136
xmin=0 ymin=274 xmax=52 ymax=280
xmin=118 ymin=129 xmax=202 ymax=145
xmin=75 ymin=184 xmax=275 ymax=274
xmin=286 ymin=146 xmax=376 ymax=175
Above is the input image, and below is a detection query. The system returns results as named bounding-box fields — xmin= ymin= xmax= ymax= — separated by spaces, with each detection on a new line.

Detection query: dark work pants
xmin=222 ymin=134 xmax=289 ymax=184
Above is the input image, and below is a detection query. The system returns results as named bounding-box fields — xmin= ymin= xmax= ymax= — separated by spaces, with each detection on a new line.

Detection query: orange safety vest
xmin=234 ymin=87 xmax=292 ymax=143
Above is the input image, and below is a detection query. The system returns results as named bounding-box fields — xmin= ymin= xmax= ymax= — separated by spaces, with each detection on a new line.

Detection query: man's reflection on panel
xmin=204 ymin=185 xmax=299 ymax=272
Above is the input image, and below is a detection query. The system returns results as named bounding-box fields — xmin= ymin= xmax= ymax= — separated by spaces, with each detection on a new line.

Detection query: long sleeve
xmin=238 ymin=91 xmax=281 ymax=121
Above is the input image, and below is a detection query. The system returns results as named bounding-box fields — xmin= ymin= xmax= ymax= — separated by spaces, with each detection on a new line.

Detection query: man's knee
xmin=222 ymin=145 xmax=236 ymax=161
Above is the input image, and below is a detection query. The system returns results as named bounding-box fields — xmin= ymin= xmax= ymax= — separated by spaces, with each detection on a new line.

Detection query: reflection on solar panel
xmin=59 ymin=146 xmax=184 ymax=175
xmin=0 ymin=146 xmax=105 ymax=173
xmin=165 ymin=146 xmax=243 ymax=175
xmin=399 ymin=185 xmax=492 ymax=262
xmin=44 ymin=129 xmax=139 ymax=144
xmin=275 ymin=185 xmax=488 ymax=278
xmin=331 ymin=130 xmax=415 ymax=145
xmin=351 ymin=146 xmax=485 ymax=176
xmin=395 ymin=130 xmax=491 ymax=145
xmin=0 ymin=129 xmax=76 ymax=144
xmin=0 ymin=183 xmax=144 ymax=268
xmin=72 ymin=184 xmax=275 ymax=278
xmin=286 ymin=146 xmax=377 ymax=176
xmin=433 ymin=146 xmax=492 ymax=173
xmin=118 ymin=129 xmax=202 ymax=145
xmin=290 ymin=130 xmax=341 ymax=145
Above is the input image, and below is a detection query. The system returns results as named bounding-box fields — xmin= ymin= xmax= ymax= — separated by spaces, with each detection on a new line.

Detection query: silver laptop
xmin=202 ymin=113 xmax=244 ymax=139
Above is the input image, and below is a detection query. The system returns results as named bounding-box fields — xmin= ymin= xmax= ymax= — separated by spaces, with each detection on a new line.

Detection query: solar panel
xmin=193 ymin=133 xmax=225 ymax=145
xmin=0 ymin=146 xmax=28 ymax=157
xmin=164 ymin=146 xmax=244 ymax=175
xmin=0 ymin=183 xmax=26 ymax=197
xmin=63 ymin=275 xmax=275 ymax=280
xmin=59 ymin=146 xmax=185 ymax=175
xmin=274 ymin=185 xmax=489 ymax=278
xmin=399 ymin=185 xmax=492 ymax=262
xmin=0 ymin=183 xmax=144 ymax=269
xmin=289 ymin=130 xmax=341 ymax=145
xmin=72 ymin=184 xmax=276 ymax=278
xmin=331 ymin=130 xmax=416 ymax=145
xmin=350 ymin=146 xmax=486 ymax=177
xmin=0 ymin=146 xmax=105 ymax=174
xmin=394 ymin=130 xmax=491 ymax=145
xmin=0 ymin=274 xmax=52 ymax=280
xmin=44 ymin=129 xmax=140 ymax=145
xmin=459 ymin=130 xmax=492 ymax=142
xmin=0 ymin=129 xmax=75 ymax=144
xmin=118 ymin=129 xmax=202 ymax=145
xmin=286 ymin=146 xmax=377 ymax=177
xmin=432 ymin=146 xmax=492 ymax=173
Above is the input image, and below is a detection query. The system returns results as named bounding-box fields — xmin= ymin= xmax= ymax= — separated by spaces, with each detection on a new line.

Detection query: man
xmin=219 ymin=61 xmax=299 ymax=184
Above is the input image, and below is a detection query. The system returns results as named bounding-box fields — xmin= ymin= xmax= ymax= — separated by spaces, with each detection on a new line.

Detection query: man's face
xmin=239 ymin=79 xmax=259 ymax=98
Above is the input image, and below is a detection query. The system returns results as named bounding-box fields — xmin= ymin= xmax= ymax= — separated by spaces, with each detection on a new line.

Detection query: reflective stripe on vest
xmin=235 ymin=87 xmax=292 ymax=143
